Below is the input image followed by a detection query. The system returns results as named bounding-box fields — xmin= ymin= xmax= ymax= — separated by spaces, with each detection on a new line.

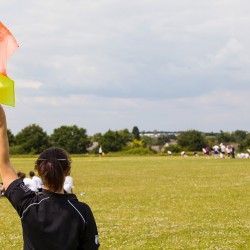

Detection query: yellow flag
xmin=0 ymin=74 xmax=15 ymax=106
xmin=0 ymin=22 xmax=18 ymax=107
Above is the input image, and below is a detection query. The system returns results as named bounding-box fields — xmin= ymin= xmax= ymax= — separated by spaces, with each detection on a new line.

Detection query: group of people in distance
xmin=237 ymin=149 xmax=250 ymax=159
xmin=202 ymin=143 xmax=235 ymax=159
xmin=17 ymin=170 xmax=43 ymax=192
xmin=209 ymin=143 xmax=236 ymax=159
xmin=1 ymin=170 xmax=74 ymax=196
xmin=168 ymin=143 xmax=249 ymax=159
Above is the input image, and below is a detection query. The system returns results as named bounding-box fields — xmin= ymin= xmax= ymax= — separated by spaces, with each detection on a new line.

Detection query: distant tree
xmin=164 ymin=144 xmax=183 ymax=153
xmin=204 ymin=132 xmax=217 ymax=137
xmin=118 ymin=129 xmax=133 ymax=145
xmin=157 ymin=134 xmax=171 ymax=147
xmin=99 ymin=130 xmax=125 ymax=152
xmin=167 ymin=134 xmax=177 ymax=140
xmin=50 ymin=125 xmax=90 ymax=154
xmin=238 ymin=134 xmax=250 ymax=151
xmin=132 ymin=126 xmax=140 ymax=140
xmin=141 ymin=135 xmax=154 ymax=148
xmin=205 ymin=136 xmax=216 ymax=149
xmin=91 ymin=133 xmax=102 ymax=142
xmin=15 ymin=124 xmax=51 ymax=154
xmin=7 ymin=129 xmax=15 ymax=146
xmin=231 ymin=130 xmax=247 ymax=143
xmin=215 ymin=130 xmax=233 ymax=143
xmin=177 ymin=130 xmax=206 ymax=151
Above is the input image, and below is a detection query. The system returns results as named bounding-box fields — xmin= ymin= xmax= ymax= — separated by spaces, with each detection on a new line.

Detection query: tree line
xmin=7 ymin=124 xmax=250 ymax=155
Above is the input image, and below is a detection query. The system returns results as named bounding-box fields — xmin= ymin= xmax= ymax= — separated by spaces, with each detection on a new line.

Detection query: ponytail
xmin=35 ymin=148 xmax=71 ymax=192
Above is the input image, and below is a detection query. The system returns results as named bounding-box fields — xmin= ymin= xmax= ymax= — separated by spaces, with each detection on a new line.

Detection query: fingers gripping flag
xmin=0 ymin=21 xmax=19 ymax=106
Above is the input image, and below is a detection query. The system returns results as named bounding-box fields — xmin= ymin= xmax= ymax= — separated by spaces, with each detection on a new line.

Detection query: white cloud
xmin=16 ymin=79 xmax=43 ymax=89
xmin=2 ymin=0 xmax=250 ymax=135
xmin=208 ymin=38 xmax=245 ymax=66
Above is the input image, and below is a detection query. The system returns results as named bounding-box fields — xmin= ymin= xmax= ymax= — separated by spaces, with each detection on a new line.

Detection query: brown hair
xmin=35 ymin=148 xmax=71 ymax=192
xmin=17 ymin=171 xmax=26 ymax=179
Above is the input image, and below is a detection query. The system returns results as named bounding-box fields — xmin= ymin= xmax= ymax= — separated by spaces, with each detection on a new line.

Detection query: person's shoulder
xmin=68 ymin=196 xmax=91 ymax=210
xmin=5 ymin=178 xmax=23 ymax=193
xmin=5 ymin=178 xmax=47 ymax=205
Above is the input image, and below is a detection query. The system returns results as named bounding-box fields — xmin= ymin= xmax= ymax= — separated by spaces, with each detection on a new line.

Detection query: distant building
xmin=140 ymin=131 xmax=181 ymax=138
xmin=87 ymin=142 xmax=99 ymax=151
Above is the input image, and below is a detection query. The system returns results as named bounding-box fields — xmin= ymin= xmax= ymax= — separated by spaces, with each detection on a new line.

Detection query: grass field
xmin=0 ymin=156 xmax=250 ymax=249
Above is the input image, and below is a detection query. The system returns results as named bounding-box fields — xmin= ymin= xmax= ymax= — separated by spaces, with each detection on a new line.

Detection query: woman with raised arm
xmin=0 ymin=105 xmax=100 ymax=250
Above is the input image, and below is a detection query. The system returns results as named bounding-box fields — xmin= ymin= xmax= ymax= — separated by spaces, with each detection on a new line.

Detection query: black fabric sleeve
xmin=5 ymin=178 xmax=37 ymax=218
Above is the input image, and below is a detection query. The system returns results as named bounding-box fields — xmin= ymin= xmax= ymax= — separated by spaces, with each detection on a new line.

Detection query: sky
xmin=1 ymin=0 xmax=250 ymax=136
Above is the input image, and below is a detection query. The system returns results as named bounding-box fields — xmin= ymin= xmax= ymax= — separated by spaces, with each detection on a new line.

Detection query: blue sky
xmin=2 ymin=0 xmax=250 ymax=135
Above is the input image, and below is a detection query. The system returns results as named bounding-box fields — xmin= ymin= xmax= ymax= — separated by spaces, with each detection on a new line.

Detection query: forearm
xmin=0 ymin=106 xmax=9 ymax=160
xmin=0 ymin=105 xmax=17 ymax=188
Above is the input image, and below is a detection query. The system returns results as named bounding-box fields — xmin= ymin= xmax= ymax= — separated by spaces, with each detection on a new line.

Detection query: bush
xmin=164 ymin=144 xmax=184 ymax=154
xmin=10 ymin=145 xmax=26 ymax=155
xmin=122 ymin=148 xmax=156 ymax=155
xmin=177 ymin=130 xmax=206 ymax=151
xmin=238 ymin=134 xmax=250 ymax=151
xmin=127 ymin=139 xmax=144 ymax=148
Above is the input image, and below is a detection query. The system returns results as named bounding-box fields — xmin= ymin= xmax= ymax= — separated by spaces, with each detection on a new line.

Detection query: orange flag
xmin=0 ymin=21 xmax=19 ymax=106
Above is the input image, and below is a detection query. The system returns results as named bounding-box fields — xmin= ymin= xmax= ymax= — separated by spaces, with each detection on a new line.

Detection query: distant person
xmin=237 ymin=152 xmax=249 ymax=159
xmin=99 ymin=146 xmax=103 ymax=157
xmin=0 ymin=182 xmax=5 ymax=197
xmin=64 ymin=175 xmax=74 ymax=194
xmin=194 ymin=151 xmax=199 ymax=157
xmin=212 ymin=145 xmax=219 ymax=158
xmin=219 ymin=152 xmax=224 ymax=159
xmin=202 ymin=147 xmax=210 ymax=158
xmin=0 ymin=105 xmax=100 ymax=249
xmin=181 ymin=151 xmax=187 ymax=157
xmin=29 ymin=170 xmax=43 ymax=191
xmin=220 ymin=143 xmax=226 ymax=159
xmin=202 ymin=148 xmax=206 ymax=155
xmin=23 ymin=174 xmax=37 ymax=192
xmin=231 ymin=145 xmax=235 ymax=159
xmin=17 ymin=171 xmax=26 ymax=179
xmin=17 ymin=171 xmax=38 ymax=192
xmin=205 ymin=147 xmax=210 ymax=155
xmin=226 ymin=145 xmax=231 ymax=158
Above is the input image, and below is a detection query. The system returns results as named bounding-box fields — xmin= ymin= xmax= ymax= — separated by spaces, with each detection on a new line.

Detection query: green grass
xmin=1 ymin=156 xmax=250 ymax=249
